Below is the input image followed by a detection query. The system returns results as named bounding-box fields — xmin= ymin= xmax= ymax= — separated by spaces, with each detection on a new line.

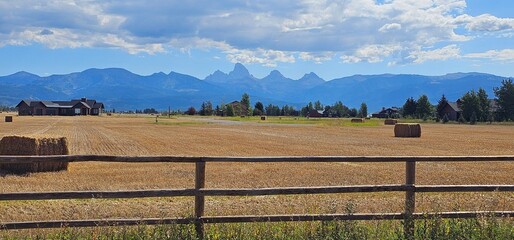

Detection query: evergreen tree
xmin=358 ymin=103 xmax=368 ymax=118
xmin=402 ymin=97 xmax=417 ymax=118
xmin=458 ymin=113 xmax=466 ymax=123
xmin=314 ymin=100 xmax=323 ymax=111
xmin=348 ymin=108 xmax=358 ymax=117
xmin=226 ymin=104 xmax=234 ymax=116
xmin=460 ymin=90 xmax=480 ymax=121
xmin=494 ymin=79 xmax=514 ymax=121
xmin=436 ymin=94 xmax=448 ymax=120
xmin=241 ymin=93 xmax=252 ymax=116
xmin=415 ymin=95 xmax=432 ymax=119
xmin=477 ymin=88 xmax=489 ymax=122
xmin=199 ymin=101 xmax=213 ymax=116
xmin=254 ymin=102 xmax=264 ymax=113
xmin=470 ymin=111 xmax=477 ymax=125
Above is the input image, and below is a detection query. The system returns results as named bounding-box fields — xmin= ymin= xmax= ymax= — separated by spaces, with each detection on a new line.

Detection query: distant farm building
xmin=372 ymin=107 xmax=399 ymax=118
xmin=228 ymin=101 xmax=248 ymax=116
xmin=307 ymin=109 xmax=324 ymax=118
xmin=16 ymin=98 xmax=104 ymax=116
xmin=440 ymin=100 xmax=462 ymax=121
xmin=440 ymin=99 xmax=498 ymax=121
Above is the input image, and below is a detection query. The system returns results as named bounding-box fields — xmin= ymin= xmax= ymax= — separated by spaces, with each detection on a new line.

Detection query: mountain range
xmin=0 ymin=63 xmax=510 ymax=112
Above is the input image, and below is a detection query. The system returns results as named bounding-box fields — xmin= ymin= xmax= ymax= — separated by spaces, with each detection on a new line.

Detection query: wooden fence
xmin=1 ymin=155 xmax=514 ymax=239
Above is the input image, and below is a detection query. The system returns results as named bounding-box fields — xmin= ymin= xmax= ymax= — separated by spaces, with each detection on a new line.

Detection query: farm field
xmin=0 ymin=113 xmax=513 ymax=231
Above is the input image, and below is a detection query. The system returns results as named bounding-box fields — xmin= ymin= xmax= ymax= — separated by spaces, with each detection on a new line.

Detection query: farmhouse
xmin=440 ymin=100 xmax=462 ymax=121
xmin=307 ymin=109 xmax=324 ymax=118
xmin=440 ymin=99 xmax=498 ymax=121
xmin=16 ymin=98 xmax=104 ymax=116
xmin=228 ymin=101 xmax=248 ymax=116
xmin=372 ymin=107 xmax=399 ymax=118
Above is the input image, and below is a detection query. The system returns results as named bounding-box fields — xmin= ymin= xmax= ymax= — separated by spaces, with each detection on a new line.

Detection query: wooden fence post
xmin=404 ymin=160 xmax=416 ymax=240
xmin=195 ymin=160 xmax=206 ymax=239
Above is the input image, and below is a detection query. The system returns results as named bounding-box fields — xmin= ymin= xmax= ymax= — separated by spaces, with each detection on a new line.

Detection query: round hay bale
xmin=351 ymin=118 xmax=364 ymax=123
xmin=384 ymin=119 xmax=398 ymax=125
xmin=394 ymin=123 xmax=421 ymax=138
xmin=5 ymin=116 xmax=13 ymax=122
xmin=0 ymin=136 xmax=69 ymax=174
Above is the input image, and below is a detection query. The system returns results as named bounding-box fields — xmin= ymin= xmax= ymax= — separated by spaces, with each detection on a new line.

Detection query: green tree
xmin=358 ymin=102 xmax=368 ymax=118
xmin=477 ymin=88 xmax=489 ymax=122
xmin=199 ymin=101 xmax=213 ymax=116
xmin=494 ymin=79 xmax=514 ymax=121
xmin=402 ymin=97 xmax=417 ymax=118
xmin=314 ymin=100 xmax=323 ymax=111
xmin=460 ymin=90 xmax=480 ymax=121
xmin=415 ymin=95 xmax=432 ymax=119
xmin=348 ymin=108 xmax=358 ymax=117
xmin=253 ymin=101 xmax=264 ymax=116
xmin=226 ymin=104 xmax=234 ymax=116
xmin=241 ymin=93 xmax=252 ymax=116
xmin=470 ymin=111 xmax=477 ymax=125
xmin=436 ymin=94 xmax=448 ymax=120
xmin=332 ymin=101 xmax=348 ymax=117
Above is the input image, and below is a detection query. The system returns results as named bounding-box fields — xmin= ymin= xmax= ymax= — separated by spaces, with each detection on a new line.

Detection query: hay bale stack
xmin=394 ymin=123 xmax=421 ymax=138
xmin=5 ymin=116 xmax=12 ymax=122
xmin=0 ymin=136 xmax=69 ymax=174
xmin=351 ymin=118 xmax=364 ymax=123
xmin=384 ymin=119 xmax=398 ymax=125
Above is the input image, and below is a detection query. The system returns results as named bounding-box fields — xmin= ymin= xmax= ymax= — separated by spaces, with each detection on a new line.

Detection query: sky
xmin=0 ymin=0 xmax=513 ymax=80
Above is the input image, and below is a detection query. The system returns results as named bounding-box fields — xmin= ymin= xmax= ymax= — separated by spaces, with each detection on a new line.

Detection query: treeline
xmin=183 ymin=94 xmax=368 ymax=118
xmin=0 ymin=105 xmax=16 ymax=112
xmin=402 ymin=79 xmax=514 ymax=123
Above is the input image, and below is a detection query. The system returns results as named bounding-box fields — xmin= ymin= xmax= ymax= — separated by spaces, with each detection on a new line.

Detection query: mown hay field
xmin=0 ymin=114 xmax=513 ymax=226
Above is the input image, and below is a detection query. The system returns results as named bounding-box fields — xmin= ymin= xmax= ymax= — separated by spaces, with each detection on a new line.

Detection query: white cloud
xmin=341 ymin=44 xmax=402 ymax=63
xmin=299 ymin=52 xmax=333 ymax=64
xmin=379 ymin=23 xmax=402 ymax=32
xmin=0 ymin=0 xmax=512 ymax=66
xmin=225 ymin=48 xmax=296 ymax=67
xmin=407 ymin=45 xmax=461 ymax=63
xmin=466 ymin=49 xmax=514 ymax=61
xmin=456 ymin=14 xmax=514 ymax=32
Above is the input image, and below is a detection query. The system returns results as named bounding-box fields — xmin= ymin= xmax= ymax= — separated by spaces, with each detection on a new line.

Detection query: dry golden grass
xmin=0 ymin=115 xmax=513 ymax=224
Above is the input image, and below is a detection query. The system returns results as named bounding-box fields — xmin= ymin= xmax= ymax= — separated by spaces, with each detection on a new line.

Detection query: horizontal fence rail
xmin=1 ymin=155 xmax=514 ymax=240
xmin=2 ymin=155 xmax=514 ymax=163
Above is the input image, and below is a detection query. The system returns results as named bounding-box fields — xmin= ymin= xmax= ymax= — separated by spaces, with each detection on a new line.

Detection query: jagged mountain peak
xmin=298 ymin=72 xmax=324 ymax=85
xmin=228 ymin=63 xmax=251 ymax=79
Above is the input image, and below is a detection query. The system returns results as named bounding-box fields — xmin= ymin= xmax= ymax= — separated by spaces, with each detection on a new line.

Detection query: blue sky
xmin=0 ymin=0 xmax=513 ymax=80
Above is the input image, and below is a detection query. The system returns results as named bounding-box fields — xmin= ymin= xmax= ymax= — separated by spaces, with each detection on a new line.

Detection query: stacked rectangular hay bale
xmin=0 ymin=136 xmax=69 ymax=174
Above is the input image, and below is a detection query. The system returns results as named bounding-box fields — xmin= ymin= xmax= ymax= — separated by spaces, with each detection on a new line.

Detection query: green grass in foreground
xmin=2 ymin=217 xmax=513 ymax=239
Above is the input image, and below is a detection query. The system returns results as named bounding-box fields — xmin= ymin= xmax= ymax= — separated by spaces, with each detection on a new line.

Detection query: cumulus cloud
xmin=0 ymin=0 xmax=512 ymax=66
xmin=299 ymin=52 xmax=334 ymax=64
xmin=466 ymin=49 xmax=514 ymax=61
xmin=341 ymin=44 xmax=403 ymax=63
xmin=456 ymin=14 xmax=514 ymax=32
xmin=407 ymin=45 xmax=461 ymax=63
